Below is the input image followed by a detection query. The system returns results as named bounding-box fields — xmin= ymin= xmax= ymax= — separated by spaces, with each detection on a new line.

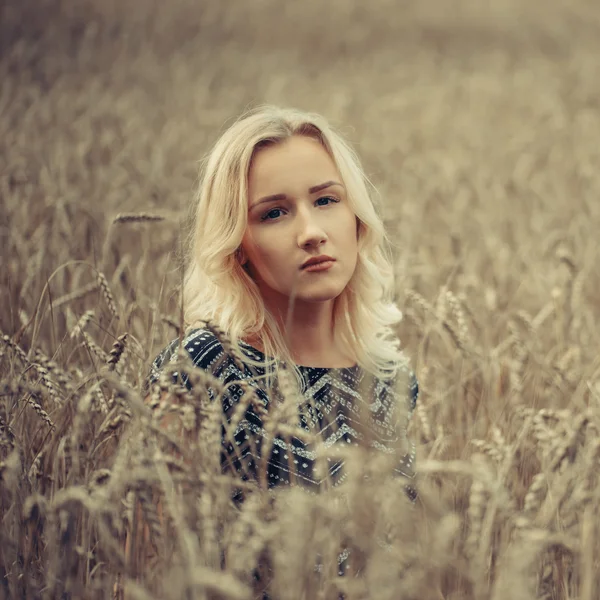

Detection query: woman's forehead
xmin=248 ymin=136 xmax=340 ymax=198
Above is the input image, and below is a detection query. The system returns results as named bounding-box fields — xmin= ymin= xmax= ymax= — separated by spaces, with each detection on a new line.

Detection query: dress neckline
xmin=238 ymin=339 xmax=359 ymax=371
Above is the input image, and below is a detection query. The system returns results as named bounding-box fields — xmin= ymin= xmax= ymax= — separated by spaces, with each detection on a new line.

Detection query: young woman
xmin=145 ymin=105 xmax=418 ymax=584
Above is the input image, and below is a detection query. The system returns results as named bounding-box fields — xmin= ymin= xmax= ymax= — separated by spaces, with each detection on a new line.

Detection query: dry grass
xmin=2 ymin=0 xmax=600 ymax=597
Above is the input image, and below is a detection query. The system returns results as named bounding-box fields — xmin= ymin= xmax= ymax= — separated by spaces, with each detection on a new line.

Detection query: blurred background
xmin=3 ymin=3 xmax=600 ymax=596
xmin=1 ymin=0 xmax=599 ymax=381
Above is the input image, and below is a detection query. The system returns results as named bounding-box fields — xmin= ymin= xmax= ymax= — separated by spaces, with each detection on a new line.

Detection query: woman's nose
xmin=296 ymin=209 xmax=328 ymax=247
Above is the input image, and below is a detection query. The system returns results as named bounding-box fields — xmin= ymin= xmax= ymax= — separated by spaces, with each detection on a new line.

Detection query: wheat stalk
xmin=33 ymin=349 xmax=75 ymax=395
xmin=70 ymin=310 xmax=95 ymax=339
xmin=83 ymin=331 xmax=110 ymax=363
xmin=198 ymin=319 xmax=247 ymax=373
xmin=1 ymin=333 xmax=30 ymax=366
xmin=25 ymin=392 xmax=55 ymax=430
xmin=31 ymin=361 xmax=62 ymax=404
xmin=53 ymin=282 xmax=100 ymax=309
xmin=113 ymin=213 xmax=166 ymax=224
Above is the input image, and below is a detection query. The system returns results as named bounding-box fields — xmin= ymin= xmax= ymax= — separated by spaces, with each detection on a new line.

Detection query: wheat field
xmin=2 ymin=0 xmax=600 ymax=598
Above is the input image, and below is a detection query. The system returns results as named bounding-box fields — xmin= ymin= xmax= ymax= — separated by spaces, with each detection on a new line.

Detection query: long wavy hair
xmin=183 ymin=105 xmax=406 ymax=394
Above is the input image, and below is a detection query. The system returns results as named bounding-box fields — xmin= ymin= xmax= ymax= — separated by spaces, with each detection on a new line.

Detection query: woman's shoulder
xmin=148 ymin=327 xmax=231 ymax=385
xmin=382 ymin=358 xmax=419 ymax=412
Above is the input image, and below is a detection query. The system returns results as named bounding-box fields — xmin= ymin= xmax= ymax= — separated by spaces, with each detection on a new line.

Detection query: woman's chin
xmin=294 ymin=287 xmax=346 ymax=304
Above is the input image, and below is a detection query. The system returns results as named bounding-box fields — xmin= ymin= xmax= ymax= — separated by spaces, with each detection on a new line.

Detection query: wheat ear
xmin=107 ymin=334 xmax=128 ymax=372
xmin=113 ymin=213 xmax=165 ymax=224
xmin=97 ymin=271 xmax=119 ymax=318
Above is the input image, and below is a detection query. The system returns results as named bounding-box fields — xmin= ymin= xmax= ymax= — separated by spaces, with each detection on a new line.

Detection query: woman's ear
xmin=236 ymin=247 xmax=249 ymax=266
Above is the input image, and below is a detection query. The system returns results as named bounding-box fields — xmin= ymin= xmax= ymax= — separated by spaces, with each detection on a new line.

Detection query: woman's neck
xmin=241 ymin=297 xmax=357 ymax=368
xmin=242 ymin=333 xmax=356 ymax=369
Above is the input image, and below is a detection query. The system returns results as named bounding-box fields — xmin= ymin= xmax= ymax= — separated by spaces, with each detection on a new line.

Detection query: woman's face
xmin=241 ymin=135 xmax=359 ymax=314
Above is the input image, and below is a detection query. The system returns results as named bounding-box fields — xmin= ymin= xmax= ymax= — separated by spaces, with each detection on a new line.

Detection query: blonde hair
xmin=183 ymin=105 xmax=406 ymax=393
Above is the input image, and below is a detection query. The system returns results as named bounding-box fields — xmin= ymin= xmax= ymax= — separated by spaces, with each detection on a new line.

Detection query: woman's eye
xmin=261 ymin=208 xmax=284 ymax=221
xmin=315 ymin=196 xmax=339 ymax=206
xmin=260 ymin=197 xmax=339 ymax=222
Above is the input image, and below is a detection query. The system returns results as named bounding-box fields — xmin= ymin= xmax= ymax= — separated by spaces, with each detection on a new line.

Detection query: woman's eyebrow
xmin=250 ymin=180 xmax=344 ymax=211
xmin=308 ymin=180 xmax=343 ymax=194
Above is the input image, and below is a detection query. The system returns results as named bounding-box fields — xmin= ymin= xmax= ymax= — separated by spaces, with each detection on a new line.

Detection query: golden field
xmin=1 ymin=0 xmax=600 ymax=597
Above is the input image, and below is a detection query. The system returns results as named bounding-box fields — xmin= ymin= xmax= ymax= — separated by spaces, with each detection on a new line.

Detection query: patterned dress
xmin=148 ymin=328 xmax=419 ymax=575
xmin=149 ymin=328 xmax=418 ymax=491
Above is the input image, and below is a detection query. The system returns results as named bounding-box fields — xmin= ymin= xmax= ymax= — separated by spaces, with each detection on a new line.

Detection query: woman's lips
xmin=302 ymin=260 xmax=335 ymax=272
